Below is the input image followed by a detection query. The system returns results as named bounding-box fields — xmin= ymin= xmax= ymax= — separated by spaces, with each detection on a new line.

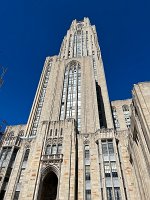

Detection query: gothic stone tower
xmin=0 ymin=18 xmax=138 ymax=200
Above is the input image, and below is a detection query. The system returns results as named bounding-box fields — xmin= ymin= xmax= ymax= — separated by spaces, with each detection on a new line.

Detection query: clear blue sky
xmin=0 ymin=0 xmax=150 ymax=126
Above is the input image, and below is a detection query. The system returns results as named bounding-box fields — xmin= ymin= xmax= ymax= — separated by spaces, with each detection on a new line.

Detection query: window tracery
xmin=60 ymin=61 xmax=81 ymax=130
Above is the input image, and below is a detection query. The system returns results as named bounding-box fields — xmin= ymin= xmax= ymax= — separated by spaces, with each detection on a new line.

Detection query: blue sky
xmin=0 ymin=0 xmax=150 ymax=126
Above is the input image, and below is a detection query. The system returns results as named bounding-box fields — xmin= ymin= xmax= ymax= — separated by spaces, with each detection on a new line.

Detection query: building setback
xmin=0 ymin=18 xmax=149 ymax=200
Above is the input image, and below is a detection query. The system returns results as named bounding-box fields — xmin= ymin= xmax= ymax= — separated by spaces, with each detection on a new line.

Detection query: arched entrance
xmin=40 ymin=171 xmax=58 ymax=200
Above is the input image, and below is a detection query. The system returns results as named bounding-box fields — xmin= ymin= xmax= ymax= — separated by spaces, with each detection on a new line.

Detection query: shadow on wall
xmin=96 ymin=82 xmax=107 ymax=128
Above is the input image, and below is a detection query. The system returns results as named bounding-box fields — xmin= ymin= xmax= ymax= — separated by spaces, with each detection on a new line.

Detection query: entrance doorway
xmin=40 ymin=171 xmax=58 ymax=200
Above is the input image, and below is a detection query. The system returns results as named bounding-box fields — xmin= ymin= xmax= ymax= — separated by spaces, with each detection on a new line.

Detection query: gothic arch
xmin=122 ymin=104 xmax=129 ymax=112
xmin=41 ymin=165 xmax=59 ymax=180
xmin=66 ymin=60 xmax=81 ymax=69
xmin=38 ymin=166 xmax=59 ymax=200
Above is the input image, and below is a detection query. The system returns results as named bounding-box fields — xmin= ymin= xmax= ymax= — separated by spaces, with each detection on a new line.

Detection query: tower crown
xmin=59 ymin=17 xmax=101 ymax=60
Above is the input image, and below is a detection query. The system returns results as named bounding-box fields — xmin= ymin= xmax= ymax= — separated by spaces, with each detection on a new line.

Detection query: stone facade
xmin=111 ymin=99 xmax=132 ymax=130
xmin=0 ymin=18 xmax=149 ymax=200
xmin=128 ymin=82 xmax=150 ymax=200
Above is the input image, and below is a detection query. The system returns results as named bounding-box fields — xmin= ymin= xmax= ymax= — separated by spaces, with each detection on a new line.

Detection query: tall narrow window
xmin=60 ymin=61 xmax=81 ymax=130
xmin=58 ymin=144 xmax=62 ymax=154
xmin=85 ymin=165 xmax=90 ymax=180
xmin=46 ymin=145 xmax=51 ymax=155
xmin=0 ymin=148 xmax=18 ymax=200
xmin=111 ymin=162 xmax=118 ymax=177
xmin=85 ymin=190 xmax=91 ymax=200
xmin=50 ymin=129 xmax=52 ymax=136
xmin=52 ymin=145 xmax=57 ymax=155
xmin=0 ymin=148 xmax=7 ymax=167
xmin=102 ymin=143 xmax=108 ymax=155
xmin=14 ymin=191 xmax=20 ymax=200
xmin=14 ymin=149 xmax=30 ymax=200
xmin=84 ymin=145 xmax=91 ymax=200
xmin=23 ymin=149 xmax=30 ymax=162
xmin=73 ymin=33 xmax=77 ymax=57
xmin=92 ymin=57 xmax=97 ymax=80
xmin=101 ymin=140 xmax=121 ymax=200
xmin=112 ymin=106 xmax=120 ymax=129
xmin=55 ymin=129 xmax=57 ymax=136
xmin=76 ymin=30 xmax=82 ymax=57
xmin=106 ymin=187 xmax=113 ymax=200
xmin=60 ymin=128 xmax=63 ymax=136
xmin=114 ymin=187 xmax=121 ymax=200
xmin=122 ymin=105 xmax=131 ymax=128
xmin=104 ymin=162 xmax=111 ymax=177
xmin=108 ymin=142 xmax=114 ymax=155
xmin=85 ymin=145 xmax=90 ymax=160
xmin=86 ymin=31 xmax=89 ymax=56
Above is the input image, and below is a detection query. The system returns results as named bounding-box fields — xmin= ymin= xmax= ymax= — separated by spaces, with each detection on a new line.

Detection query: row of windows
xmin=30 ymin=63 xmax=52 ymax=136
xmin=107 ymin=187 xmax=121 ymax=200
xmin=92 ymin=57 xmax=97 ymax=81
xmin=47 ymin=128 xmax=63 ymax=137
xmin=0 ymin=148 xmax=18 ymax=199
xmin=5 ymin=130 xmax=24 ymax=140
xmin=14 ymin=149 xmax=30 ymax=200
xmin=84 ymin=140 xmax=121 ymax=199
xmin=104 ymin=161 xmax=118 ymax=178
xmin=45 ymin=144 xmax=62 ymax=155
xmin=61 ymin=33 xmax=98 ymax=118
xmin=102 ymin=140 xmax=114 ymax=156
xmin=64 ymin=30 xmax=96 ymax=59
xmin=91 ymin=31 xmax=98 ymax=81
xmin=0 ymin=147 xmax=11 ymax=168
xmin=101 ymin=140 xmax=121 ymax=200
xmin=84 ymin=145 xmax=91 ymax=200
xmin=76 ymin=32 xmax=82 ymax=57
xmin=112 ymin=107 xmax=120 ymax=130
xmin=112 ymin=105 xmax=130 ymax=113
xmin=112 ymin=105 xmax=131 ymax=129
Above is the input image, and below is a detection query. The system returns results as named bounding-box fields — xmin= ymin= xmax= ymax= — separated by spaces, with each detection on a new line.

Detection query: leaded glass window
xmin=60 ymin=61 xmax=81 ymax=130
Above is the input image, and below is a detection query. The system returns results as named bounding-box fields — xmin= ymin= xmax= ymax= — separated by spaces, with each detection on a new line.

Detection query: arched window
xmin=122 ymin=105 xmax=129 ymax=112
xmin=77 ymin=23 xmax=83 ymax=30
xmin=60 ymin=61 xmax=81 ymax=130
